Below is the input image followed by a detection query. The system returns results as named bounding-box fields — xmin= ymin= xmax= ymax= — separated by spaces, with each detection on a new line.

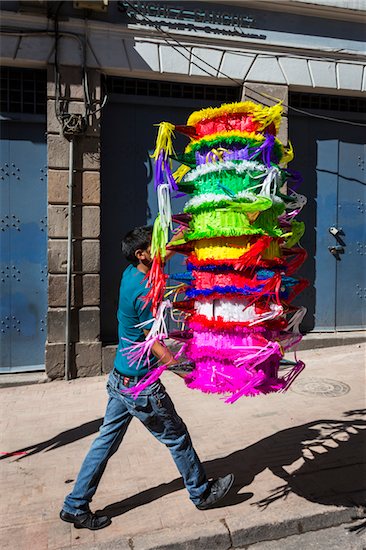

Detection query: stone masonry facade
xmin=46 ymin=65 xmax=102 ymax=379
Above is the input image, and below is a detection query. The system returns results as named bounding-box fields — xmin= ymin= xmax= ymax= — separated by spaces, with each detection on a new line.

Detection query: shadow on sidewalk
xmin=101 ymin=409 xmax=366 ymax=518
xmin=0 ymin=418 xmax=103 ymax=460
xmin=2 ymin=409 xmax=365 ymax=517
xmin=207 ymin=408 xmax=366 ymax=510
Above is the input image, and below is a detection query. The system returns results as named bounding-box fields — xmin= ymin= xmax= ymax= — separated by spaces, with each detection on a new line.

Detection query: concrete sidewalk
xmin=1 ymin=344 xmax=365 ymax=550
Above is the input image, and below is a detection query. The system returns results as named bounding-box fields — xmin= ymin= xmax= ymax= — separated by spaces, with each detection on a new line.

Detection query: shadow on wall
xmin=288 ymin=113 xmax=317 ymax=332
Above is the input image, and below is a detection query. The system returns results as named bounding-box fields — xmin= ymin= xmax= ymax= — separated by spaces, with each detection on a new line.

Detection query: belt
xmin=113 ymin=368 xmax=145 ymax=388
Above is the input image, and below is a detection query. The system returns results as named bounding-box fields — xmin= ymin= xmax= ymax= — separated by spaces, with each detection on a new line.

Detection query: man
xmin=60 ymin=225 xmax=234 ymax=530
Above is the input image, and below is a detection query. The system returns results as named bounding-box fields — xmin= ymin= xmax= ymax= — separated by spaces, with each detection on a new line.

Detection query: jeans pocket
xmin=132 ymin=394 xmax=149 ymax=411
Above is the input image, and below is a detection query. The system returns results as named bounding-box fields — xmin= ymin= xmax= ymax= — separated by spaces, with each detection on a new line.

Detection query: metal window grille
xmin=289 ymin=92 xmax=366 ymax=114
xmin=0 ymin=67 xmax=46 ymax=115
xmin=105 ymin=76 xmax=241 ymax=102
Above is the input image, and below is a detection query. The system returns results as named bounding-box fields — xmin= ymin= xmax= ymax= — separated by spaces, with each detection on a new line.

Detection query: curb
xmin=0 ymin=372 xmax=49 ymax=389
xmin=61 ymin=506 xmax=362 ymax=550
xmin=298 ymin=332 xmax=365 ymax=351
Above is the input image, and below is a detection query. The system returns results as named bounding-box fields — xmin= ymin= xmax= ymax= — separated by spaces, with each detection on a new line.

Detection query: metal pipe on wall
xmin=65 ymin=138 xmax=74 ymax=381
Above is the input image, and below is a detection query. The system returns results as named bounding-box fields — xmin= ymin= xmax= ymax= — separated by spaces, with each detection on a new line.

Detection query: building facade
xmin=0 ymin=0 xmax=365 ymax=378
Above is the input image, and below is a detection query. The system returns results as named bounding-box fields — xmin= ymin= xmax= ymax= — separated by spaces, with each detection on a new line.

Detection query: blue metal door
xmin=0 ymin=121 xmax=47 ymax=372
xmin=336 ymin=141 xmax=366 ymax=329
xmin=290 ymin=111 xmax=365 ymax=331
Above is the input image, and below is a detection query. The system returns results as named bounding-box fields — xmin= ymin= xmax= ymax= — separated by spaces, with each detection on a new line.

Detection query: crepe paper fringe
xmin=184 ymin=194 xmax=273 ymax=216
xmin=170 ymin=271 xmax=194 ymax=283
xmin=150 ymin=215 xmax=168 ymax=262
xmin=234 ymin=235 xmax=272 ymax=271
xmin=188 ymin=330 xmax=272 ymax=351
xmin=123 ymin=362 xmax=170 ymax=399
xmin=171 ymin=213 xmax=192 ymax=227
xmin=186 ymin=313 xmax=288 ymax=332
xmin=151 ymin=122 xmax=176 ymax=161
xmin=186 ymin=101 xmax=283 ymax=134
xmin=157 ymin=184 xmax=173 ymax=236
xmin=184 ymin=132 xmax=283 ymax=160
xmin=173 ymin=163 xmax=191 ymax=182
xmin=194 ymin=137 xmax=282 ymax=170
xmin=282 ymin=247 xmax=308 ymax=275
xmin=182 ymin=159 xmax=270 ymax=182
xmin=284 ymin=220 xmax=305 ymax=248
xmin=142 ymin=255 xmax=168 ymax=317
xmin=120 ymin=300 xmax=172 ymax=372
xmin=187 ymin=270 xmax=300 ymax=298
xmin=193 ymin=298 xmax=284 ymax=325
xmin=281 ymin=141 xmax=294 ymax=165
xmin=184 ymin=208 xmax=286 ymax=242
xmin=194 ymin=115 xmax=261 ymax=139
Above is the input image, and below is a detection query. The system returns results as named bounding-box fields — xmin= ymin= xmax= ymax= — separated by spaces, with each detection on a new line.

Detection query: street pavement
xmin=243 ymin=524 xmax=366 ymax=550
xmin=0 ymin=343 xmax=365 ymax=550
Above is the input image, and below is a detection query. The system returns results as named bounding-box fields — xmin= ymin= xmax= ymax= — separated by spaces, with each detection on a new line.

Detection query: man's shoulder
xmin=121 ymin=265 xmax=146 ymax=294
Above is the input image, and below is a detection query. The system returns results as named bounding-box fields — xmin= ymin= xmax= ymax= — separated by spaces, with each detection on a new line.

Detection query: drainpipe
xmin=65 ymin=137 xmax=74 ymax=381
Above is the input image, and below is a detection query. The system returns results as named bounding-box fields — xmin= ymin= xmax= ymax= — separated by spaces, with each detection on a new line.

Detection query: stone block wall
xmin=46 ymin=65 xmax=102 ymax=379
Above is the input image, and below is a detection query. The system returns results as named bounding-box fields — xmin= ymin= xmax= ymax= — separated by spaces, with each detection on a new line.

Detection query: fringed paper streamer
xmin=120 ymin=300 xmax=171 ymax=372
xmin=142 ymin=254 xmax=168 ymax=316
xmin=173 ymin=163 xmax=191 ymax=182
xmin=251 ymin=102 xmax=283 ymax=133
xmin=124 ymin=362 xmax=170 ymax=399
xmin=280 ymin=360 xmax=305 ymax=392
xmin=151 ymin=215 xmax=168 ymax=261
xmin=157 ymin=184 xmax=173 ymax=235
xmin=151 ymin=122 xmax=176 ymax=162
xmin=171 ymin=213 xmax=192 ymax=227
xmin=259 ymin=166 xmax=281 ymax=198
xmin=283 ymin=220 xmax=305 ymax=248
xmin=283 ymin=247 xmax=307 ymax=275
xmin=234 ymin=235 xmax=272 ymax=270
xmin=151 ymin=123 xmax=179 ymax=191
xmin=280 ymin=141 xmax=294 ymax=165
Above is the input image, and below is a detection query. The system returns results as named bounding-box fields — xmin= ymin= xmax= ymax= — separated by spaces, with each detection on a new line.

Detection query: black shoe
xmin=60 ymin=509 xmax=111 ymax=530
xmin=196 ymin=474 xmax=234 ymax=510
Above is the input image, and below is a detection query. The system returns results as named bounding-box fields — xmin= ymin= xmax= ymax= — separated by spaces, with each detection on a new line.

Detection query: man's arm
xmin=143 ymin=329 xmax=187 ymax=378
xmin=144 ymin=332 xmax=177 ymax=366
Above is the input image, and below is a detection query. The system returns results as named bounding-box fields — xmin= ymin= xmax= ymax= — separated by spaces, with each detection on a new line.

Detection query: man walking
xmin=60 ymin=225 xmax=234 ymax=530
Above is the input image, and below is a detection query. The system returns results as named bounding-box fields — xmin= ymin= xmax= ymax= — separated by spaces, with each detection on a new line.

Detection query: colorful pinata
xmin=130 ymin=100 xmax=308 ymax=403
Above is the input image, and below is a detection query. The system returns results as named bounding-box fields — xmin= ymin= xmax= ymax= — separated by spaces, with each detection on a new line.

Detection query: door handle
xmin=329 ymin=226 xmax=342 ymax=236
xmin=328 ymin=245 xmax=344 ymax=256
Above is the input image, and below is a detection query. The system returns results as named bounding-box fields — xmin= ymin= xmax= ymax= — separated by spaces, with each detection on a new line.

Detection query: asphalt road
xmin=243 ymin=523 xmax=366 ymax=549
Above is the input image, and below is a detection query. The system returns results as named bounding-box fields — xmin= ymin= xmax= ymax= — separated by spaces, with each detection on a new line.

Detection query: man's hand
xmin=165 ymin=229 xmax=185 ymax=263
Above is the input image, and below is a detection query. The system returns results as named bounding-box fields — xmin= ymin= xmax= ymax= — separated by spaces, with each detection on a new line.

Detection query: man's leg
xmin=63 ymin=378 xmax=132 ymax=516
xmin=124 ymin=381 xmax=209 ymax=505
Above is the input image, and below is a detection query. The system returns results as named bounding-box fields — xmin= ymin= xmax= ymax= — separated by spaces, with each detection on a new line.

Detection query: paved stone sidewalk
xmin=0 ymin=343 xmax=365 ymax=550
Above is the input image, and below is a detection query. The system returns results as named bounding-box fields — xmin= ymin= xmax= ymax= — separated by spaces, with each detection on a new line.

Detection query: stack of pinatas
xmin=128 ymin=101 xmax=308 ymax=403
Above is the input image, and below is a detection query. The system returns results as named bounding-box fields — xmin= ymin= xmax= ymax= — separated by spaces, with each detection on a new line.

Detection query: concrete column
xmin=242 ymin=83 xmax=289 ymax=145
xmin=46 ymin=65 xmax=102 ymax=379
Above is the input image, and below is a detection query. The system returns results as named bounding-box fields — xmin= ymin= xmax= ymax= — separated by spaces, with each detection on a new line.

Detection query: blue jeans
xmin=63 ymin=370 xmax=209 ymax=514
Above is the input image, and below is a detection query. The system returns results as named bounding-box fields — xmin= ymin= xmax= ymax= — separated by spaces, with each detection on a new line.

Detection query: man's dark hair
xmin=121 ymin=225 xmax=153 ymax=266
